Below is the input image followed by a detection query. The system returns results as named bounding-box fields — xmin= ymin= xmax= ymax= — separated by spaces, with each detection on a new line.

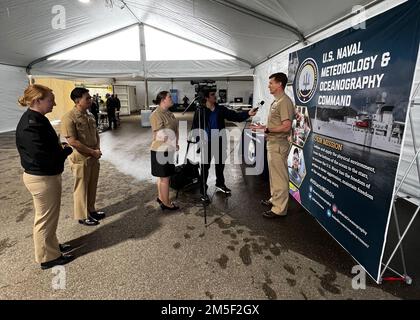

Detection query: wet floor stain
xmin=187 ymin=226 xmax=195 ymax=231
xmin=318 ymin=269 xmax=341 ymax=295
xmin=262 ymin=282 xmax=277 ymax=300
xmin=251 ymin=243 xmax=263 ymax=255
xmin=173 ymin=242 xmax=181 ymax=249
xmin=286 ymin=278 xmax=297 ymax=287
xmin=318 ymin=287 xmax=326 ymax=297
xmin=184 ymin=233 xmax=191 ymax=239
xmin=261 ymin=275 xmax=277 ymax=300
xmin=215 ymin=218 xmax=240 ymax=230
xmin=215 ymin=254 xmax=229 ymax=269
xmin=0 ymin=238 xmax=17 ymax=256
xmin=269 ymin=246 xmax=281 ymax=256
xmin=264 ymin=255 xmax=273 ymax=261
xmin=283 ymin=264 xmax=296 ymax=276
xmin=199 ymin=233 xmax=205 ymax=238
xmin=16 ymin=207 xmax=32 ymax=223
xmin=227 ymin=245 xmax=235 ymax=251
xmin=205 ymin=291 xmax=214 ymax=299
xmin=230 ymin=240 xmax=240 ymax=245
xmin=239 ymin=244 xmax=251 ymax=266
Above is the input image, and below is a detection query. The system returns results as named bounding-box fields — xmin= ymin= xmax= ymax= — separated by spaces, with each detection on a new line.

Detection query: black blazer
xmin=16 ymin=109 xmax=72 ymax=176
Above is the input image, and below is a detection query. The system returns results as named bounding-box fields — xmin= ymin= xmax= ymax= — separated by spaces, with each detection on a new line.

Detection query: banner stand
xmin=379 ymin=89 xmax=420 ymax=285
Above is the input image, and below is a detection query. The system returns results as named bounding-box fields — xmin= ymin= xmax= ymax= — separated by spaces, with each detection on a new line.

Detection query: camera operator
xmin=191 ymin=88 xmax=257 ymax=202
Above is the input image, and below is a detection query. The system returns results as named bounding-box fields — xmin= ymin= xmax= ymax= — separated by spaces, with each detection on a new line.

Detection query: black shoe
xmin=160 ymin=202 xmax=180 ymax=211
xmin=262 ymin=210 xmax=287 ymax=219
xmin=59 ymin=243 xmax=72 ymax=253
xmin=40 ymin=254 xmax=74 ymax=270
xmin=200 ymin=194 xmax=211 ymax=203
xmin=78 ymin=217 xmax=99 ymax=226
xmin=215 ymin=184 xmax=231 ymax=194
xmin=261 ymin=199 xmax=272 ymax=207
xmin=89 ymin=211 xmax=105 ymax=220
xmin=156 ymin=198 xmax=162 ymax=204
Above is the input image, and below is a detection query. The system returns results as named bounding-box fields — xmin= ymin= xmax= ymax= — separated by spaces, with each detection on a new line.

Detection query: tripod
xmin=183 ymin=97 xmax=209 ymax=225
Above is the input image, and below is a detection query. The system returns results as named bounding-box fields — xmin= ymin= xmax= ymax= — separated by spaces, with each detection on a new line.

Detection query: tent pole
xmin=144 ymin=78 xmax=149 ymax=108
xmin=139 ymin=23 xmax=149 ymax=108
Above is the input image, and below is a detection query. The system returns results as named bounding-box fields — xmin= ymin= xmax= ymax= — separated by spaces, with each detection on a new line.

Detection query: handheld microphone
xmin=252 ymin=100 xmax=264 ymax=112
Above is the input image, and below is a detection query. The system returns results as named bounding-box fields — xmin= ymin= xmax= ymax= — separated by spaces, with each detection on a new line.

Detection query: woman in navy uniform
xmin=16 ymin=84 xmax=74 ymax=269
xmin=150 ymin=91 xmax=180 ymax=211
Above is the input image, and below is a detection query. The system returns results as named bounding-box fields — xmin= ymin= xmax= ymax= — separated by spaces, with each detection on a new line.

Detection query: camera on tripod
xmin=191 ymin=80 xmax=217 ymax=106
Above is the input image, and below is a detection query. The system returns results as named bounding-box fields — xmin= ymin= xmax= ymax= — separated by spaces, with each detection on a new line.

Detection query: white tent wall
xmin=396 ymin=53 xmax=420 ymax=202
xmin=116 ymin=80 xmax=253 ymax=107
xmin=31 ymin=59 xmax=253 ymax=79
xmin=0 ymin=65 xmax=29 ymax=133
xmin=31 ymin=60 xmax=144 ymax=79
xmin=253 ymin=0 xmax=420 ymax=201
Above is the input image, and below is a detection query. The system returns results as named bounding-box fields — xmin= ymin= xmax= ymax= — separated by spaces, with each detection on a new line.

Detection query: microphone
xmin=252 ymin=100 xmax=264 ymax=112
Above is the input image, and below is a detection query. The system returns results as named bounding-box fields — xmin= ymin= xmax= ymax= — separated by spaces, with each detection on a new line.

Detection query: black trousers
xmin=92 ymin=111 xmax=98 ymax=126
xmin=107 ymin=110 xmax=117 ymax=129
xmin=200 ymin=140 xmax=227 ymax=194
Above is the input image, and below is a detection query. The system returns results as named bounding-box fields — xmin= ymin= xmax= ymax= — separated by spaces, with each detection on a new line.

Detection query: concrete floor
xmin=0 ymin=114 xmax=419 ymax=300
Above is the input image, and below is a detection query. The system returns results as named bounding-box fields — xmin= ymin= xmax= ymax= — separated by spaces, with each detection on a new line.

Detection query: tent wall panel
xmin=116 ymin=80 xmax=253 ymax=108
xmin=31 ymin=59 xmax=253 ymax=79
xmin=31 ymin=60 xmax=144 ymax=79
xmin=0 ymin=65 xmax=28 ymax=133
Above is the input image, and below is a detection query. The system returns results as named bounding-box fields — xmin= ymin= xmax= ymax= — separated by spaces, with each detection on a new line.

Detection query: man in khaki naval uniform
xmin=61 ymin=88 xmax=105 ymax=226
xmin=252 ymin=73 xmax=295 ymax=218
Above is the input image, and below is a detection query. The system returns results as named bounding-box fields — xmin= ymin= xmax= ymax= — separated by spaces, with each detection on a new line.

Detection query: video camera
xmin=191 ymin=80 xmax=217 ymax=106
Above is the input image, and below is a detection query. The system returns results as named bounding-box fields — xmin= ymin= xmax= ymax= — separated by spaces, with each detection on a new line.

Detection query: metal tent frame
xmin=379 ymin=83 xmax=420 ymax=285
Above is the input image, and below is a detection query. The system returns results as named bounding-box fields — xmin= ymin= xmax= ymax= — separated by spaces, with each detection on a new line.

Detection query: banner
xmin=287 ymin=0 xmax=420 ymax=282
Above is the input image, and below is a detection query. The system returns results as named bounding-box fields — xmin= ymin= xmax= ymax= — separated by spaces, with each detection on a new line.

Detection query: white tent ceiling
xmin=0 ymin=0 xmax=379 ymax=79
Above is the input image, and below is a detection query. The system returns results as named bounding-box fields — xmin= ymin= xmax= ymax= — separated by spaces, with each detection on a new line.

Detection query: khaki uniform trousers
xmin=70 ymin=156 xmax=100 ymax=220
xmin=23 ymin=173 xmax=62 ymax=264
xmin=267 ymin=139 xmax=290 ymax=215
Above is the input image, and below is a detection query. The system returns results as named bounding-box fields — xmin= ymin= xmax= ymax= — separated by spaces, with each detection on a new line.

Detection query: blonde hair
xmin=18 ymin=84 xmax=53 ymax=107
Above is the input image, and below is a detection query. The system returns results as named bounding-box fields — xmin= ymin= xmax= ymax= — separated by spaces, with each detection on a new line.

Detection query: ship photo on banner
xmin=287 ymin=0 xmax=420 ymax=282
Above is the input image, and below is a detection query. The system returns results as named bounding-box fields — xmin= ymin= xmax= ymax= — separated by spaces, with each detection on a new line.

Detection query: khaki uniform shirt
xmin=267 ymin=93 xmax=295 ymax=142
xmin=61 ymin=107 xmax=99 ymax=161
xmin=150 ymin=107 xmax=178 ymax=152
